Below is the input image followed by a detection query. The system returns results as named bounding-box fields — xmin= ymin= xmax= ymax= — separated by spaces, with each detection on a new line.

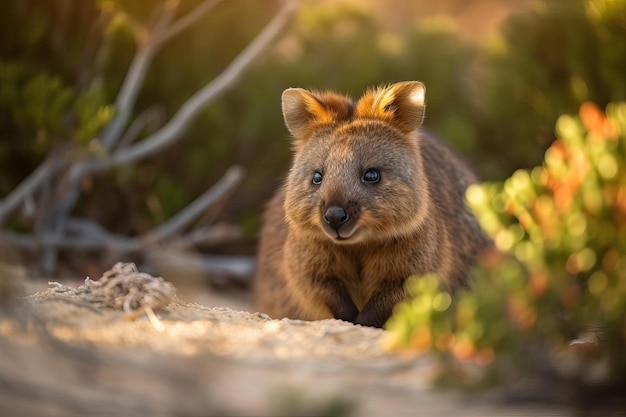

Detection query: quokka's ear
xmin=356 ymin=81 xmax=426 ymax=134
xmin=281 ymin=88 xmax=353 ymax=140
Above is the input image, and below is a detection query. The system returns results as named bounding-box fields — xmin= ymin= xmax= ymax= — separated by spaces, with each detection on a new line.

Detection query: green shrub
xmin=482 ymin=0 xmax=626 ymax=175
xmin=386 ymin=101 xmax=626 ymax=391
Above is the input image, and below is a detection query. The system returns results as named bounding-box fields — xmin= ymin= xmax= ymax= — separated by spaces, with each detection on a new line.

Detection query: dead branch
xmin=146 ymin=250 xmax=256 ymax=287
xmin=173 ymin=223 xmax=241 ymax=248
xmin=100 ymin=0 xmax=223 ymax=153
xmin=0 ymin=223 xmax=241 ymax=253
xmin=40 ymin=1 xmax=293 ymax=274
xmin=98 ymin=0 xmax=296 ymax=169
xmin=99 ymin=0 xmax=180 ymax=152
xmin=1 ymin=164 xmax=250 ymax=286
xmin=98 ymin=45 xmax=157 ymax=152
xmin=0 ymin=147 xmax=69 ymax=226
xmin=1 ymin=165 xmax=245 ymax=252
xmin=1 ymin=0 xmax=295 ymax=277
xmin=2 ymin=228 xmax=137 ymax=251
xmin=2 ymin=227 xmax=256 ymax=285
xmin=116 ymin=105 xmax=166 ymax=150
xmin=154 ymin=0 xmax=222 ymax=46
xmin=140 ymin=165 xmax=245 ymax=245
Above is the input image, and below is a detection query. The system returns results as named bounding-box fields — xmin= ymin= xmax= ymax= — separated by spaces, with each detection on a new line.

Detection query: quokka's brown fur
xmin=254 ymin=81 xmax=491 ymax=328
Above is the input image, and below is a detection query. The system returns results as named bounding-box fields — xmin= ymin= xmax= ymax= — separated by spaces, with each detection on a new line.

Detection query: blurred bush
xmin=482 ymin=0 xmax=626 ymax=176
xmin=386 ymin=101 xmax=626 ymax=392
xmin=0 ymin=0 xmax=111 ymax=186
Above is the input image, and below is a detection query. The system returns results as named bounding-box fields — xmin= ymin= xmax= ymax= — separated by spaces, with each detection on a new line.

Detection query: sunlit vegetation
xmin=386 ymin=101 xmax=626 ymax=390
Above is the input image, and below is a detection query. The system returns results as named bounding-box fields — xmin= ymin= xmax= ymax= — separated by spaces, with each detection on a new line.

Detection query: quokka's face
xmin=281 ymin=81 xmax=430 ymax=244
xmin=286 ymin=121 xmax=427 ymax=244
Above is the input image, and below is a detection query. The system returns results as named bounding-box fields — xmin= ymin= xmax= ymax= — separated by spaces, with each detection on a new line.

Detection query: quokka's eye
xmin=362 ymin=168 xmax=381 ymax=184
xmin=312 ymin=171 xmax=323 ymax=185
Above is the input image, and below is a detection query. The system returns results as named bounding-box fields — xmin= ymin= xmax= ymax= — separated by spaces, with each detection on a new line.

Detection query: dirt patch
xmin=0 ymin=263 xmax=569 ymax=416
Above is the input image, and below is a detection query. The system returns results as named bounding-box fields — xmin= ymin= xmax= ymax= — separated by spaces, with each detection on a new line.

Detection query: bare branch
xmin=47 ymin=0 xmax=295 ymax=193
xmin=37 ymin=1 xmax=183 ymax=273
xmin=7 ymin=0 xmax=296 ymax=275
xmin=0 ymin=149 xmax=68 ymax=226
xmin=146 ymin=250 xmax=256 ymax=286
xmin=0 ymin=223 xmax=239 ymax=253
xmin=154 ymin=0 xmax=180 ymax=33
xmin=98 ymin=47 xmax=156 ymax=152
xmin=3 ymin=165 xmax=245 ymax=252
xmin=1 ymin=230 xmax=136 ymax=251
xmin=116 ymin=105 xmax=166 ymax=150
xmin=0 ymin=163 xmax=52 ymax=225
xmin=99 ymin=0 xmax=180 ymax=152
xmin=141 ymin=165 xmax=245 ymax=244
xmin=65 ymin=218 xmax=120 ymax=243
xmin=100 ymin=0 xmax=296 ymax=169
xmin=155 ymin=0 xmax=222 ymax=46
xmin=173 ymin=223 xmax=241 ymax=248
xmin=1 ymin=230 xmax=255 ymax=285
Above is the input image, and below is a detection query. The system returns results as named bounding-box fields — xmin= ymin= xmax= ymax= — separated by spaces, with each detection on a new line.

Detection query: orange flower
xmin=507 ymin=295 xmax=537 ymax=330
xmin=531 ymin=196 xmax=558 ymax=237
xmin=579 ymin=102 xmax=618 ymax=140
xmin=410 ymin=325 xmax=432 ymax=354
xmin=543 ymin=145 xmax=589 ymax=213
xmin=528 ymin=271 xmax=549 ymax=297
xmin=435 ymin=332 xmax=456 ymax=352
xmin=452 ymin=338 xmax=476 ymax=362
xmin=547 ymin=140 xmax=568 ymax=164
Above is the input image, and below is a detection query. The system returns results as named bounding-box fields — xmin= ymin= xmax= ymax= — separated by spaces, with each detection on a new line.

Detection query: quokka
xmin=254 ymin=81 xmax=491 ymax=328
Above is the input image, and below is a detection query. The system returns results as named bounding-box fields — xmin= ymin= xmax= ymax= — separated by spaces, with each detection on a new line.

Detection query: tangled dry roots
xmin=79 ymin=262 xmax=176 ymax=312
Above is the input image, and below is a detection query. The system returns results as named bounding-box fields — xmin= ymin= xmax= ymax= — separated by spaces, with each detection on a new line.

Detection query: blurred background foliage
xmin=386 ymin=101 xmax=626 ymax=394
xmin=0 ymin=0 xmax=624 ymax=251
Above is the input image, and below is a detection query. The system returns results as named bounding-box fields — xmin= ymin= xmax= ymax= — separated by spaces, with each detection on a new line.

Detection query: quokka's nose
xmin=323 ymin=206 xmax=349 ymax=229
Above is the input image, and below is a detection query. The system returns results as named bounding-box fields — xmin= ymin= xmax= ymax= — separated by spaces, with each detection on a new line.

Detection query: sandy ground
xmin=0 ymin=263 xmax=580 ymax=417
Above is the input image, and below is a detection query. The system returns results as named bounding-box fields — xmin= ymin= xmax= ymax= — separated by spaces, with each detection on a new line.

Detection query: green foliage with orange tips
xmin=386 ymin=101 xmax=626 ymax=389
